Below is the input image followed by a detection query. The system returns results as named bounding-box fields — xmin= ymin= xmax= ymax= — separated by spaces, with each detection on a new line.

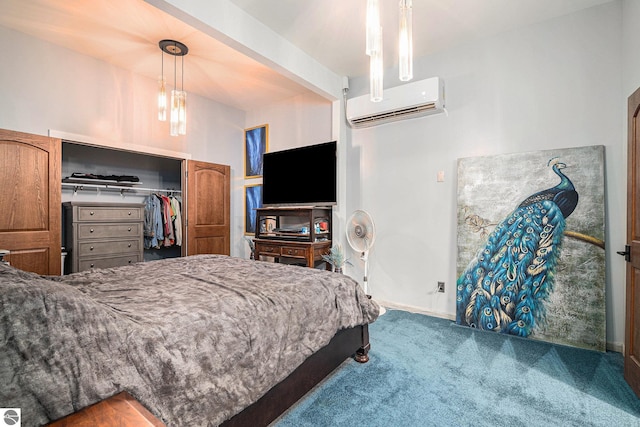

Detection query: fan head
xmin=346 ymin=210 xmax=376 ymax=252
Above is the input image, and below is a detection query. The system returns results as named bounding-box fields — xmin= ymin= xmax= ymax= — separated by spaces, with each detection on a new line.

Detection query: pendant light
xmin=369 ymin=27 xmax=383 ymax=102
xmin=366 ymin=0 xmax=383 ymax=102
xmin=158 ymin=50 xmax=167 ymax=121
xmin=158 ymin=39 xmax=188 ymax=136
xmin=366 ymin=0 xmax=380 ymax=56
xmin=399 ymin=0 xmax=413 ymax=82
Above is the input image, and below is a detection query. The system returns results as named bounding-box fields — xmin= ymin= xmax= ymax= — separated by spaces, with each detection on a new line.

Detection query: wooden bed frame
xmin=222 ymin=323 xmax=370 ymax=426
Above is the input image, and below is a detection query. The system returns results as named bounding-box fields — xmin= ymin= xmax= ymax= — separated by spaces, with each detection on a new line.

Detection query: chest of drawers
xmin=63 ymin=202 xmax=144 ymax=273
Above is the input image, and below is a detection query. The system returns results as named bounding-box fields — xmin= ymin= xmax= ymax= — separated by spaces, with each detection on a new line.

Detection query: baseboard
xmin=607 ymin=341 xmax=623 ymax=353
xmin=376 ymin=299 xmax=624 ymax=354
xmin=375 ymin=300 xmax=455 ymax=321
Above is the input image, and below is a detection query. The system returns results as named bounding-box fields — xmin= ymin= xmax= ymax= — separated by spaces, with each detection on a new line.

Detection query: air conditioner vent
xmin=348 ymin=103 xmax=438 ymax=127
xmin=347 ymin=77 xmax=445 ymax=128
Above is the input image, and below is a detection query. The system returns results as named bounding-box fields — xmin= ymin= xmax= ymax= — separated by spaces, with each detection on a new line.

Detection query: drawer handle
xmin=90 ymin=211 xmax=94 ymax=216
xmin=287 ymin=250 xmax=293 ymax=254
xmin=128 ymin=227 xmax=132 ymax=232
xmin=128 ymin=211 xmax=132 ymax=215
xmin=90 ymin=263 xmax=94 ymax=268
xmin=90 ymin=246 xmax=94 ymax=251
xmin=90 ymin=228 xmax=94 ymax=233
xmin=128 ymin=260 xmax=132 ymax=264
xmin=128 ymin=243 xmax=131 ymax=248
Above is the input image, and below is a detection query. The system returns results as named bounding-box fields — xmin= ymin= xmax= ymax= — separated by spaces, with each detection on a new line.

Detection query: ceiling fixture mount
xmin=159 ymin=39 xmax=188 ymax=57
xmin=158 ymin=39 xmax=188 ymax=136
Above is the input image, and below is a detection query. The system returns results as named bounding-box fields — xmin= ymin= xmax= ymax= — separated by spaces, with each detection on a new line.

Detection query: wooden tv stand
xmin=254 ymin=207 xmax=332 ymax=268
xmin=254 ymin=239 xmax=331 ymax=268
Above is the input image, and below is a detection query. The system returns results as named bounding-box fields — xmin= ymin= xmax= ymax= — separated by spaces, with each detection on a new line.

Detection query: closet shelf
xmin=62 ymin=181 xmax=181 ymax=195
xmin=62 ymin=177 xmax=142 ymax=186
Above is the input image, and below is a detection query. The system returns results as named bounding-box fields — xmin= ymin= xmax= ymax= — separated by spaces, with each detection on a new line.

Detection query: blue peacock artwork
xmin=456 ymin=157 xmax=579 ymax=337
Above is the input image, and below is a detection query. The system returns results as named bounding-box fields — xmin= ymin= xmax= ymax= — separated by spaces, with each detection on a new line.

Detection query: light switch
xmin=437 ymin=170 xmax=445 ymax=182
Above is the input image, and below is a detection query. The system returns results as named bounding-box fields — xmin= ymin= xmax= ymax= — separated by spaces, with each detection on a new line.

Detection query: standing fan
xmin=346 ymin=210 xmax=376 ymax=295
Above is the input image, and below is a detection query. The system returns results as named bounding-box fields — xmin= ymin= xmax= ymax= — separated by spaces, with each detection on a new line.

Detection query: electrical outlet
xmin=437 ymin=281 xmax=445 ymax=293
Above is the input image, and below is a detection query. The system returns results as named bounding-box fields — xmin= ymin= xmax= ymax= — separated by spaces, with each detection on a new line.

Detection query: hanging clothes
xmin=143 ymin=194 xmax=164 ymax=249
xmin=160 ymin=194 xmax=175 ymax=247
xmin=170 ymin=196 xmax=183 ymax=246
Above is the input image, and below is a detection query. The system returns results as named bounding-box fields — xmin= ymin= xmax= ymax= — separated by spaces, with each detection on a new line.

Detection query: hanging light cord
xmin=173 ymin=41 xmax=177 ymax=91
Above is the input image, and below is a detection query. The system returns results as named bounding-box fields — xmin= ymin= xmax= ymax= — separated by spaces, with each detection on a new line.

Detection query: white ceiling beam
xmin=145 ymin=0 xmax=344 ymax=101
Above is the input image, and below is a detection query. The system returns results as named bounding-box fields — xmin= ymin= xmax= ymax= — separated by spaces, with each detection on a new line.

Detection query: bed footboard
xmin=221 ymin=323 xmax=370 ymax=427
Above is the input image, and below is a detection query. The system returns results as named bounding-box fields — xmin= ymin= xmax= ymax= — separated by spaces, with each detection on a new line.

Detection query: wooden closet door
xmin=185 ymin=160 xmax=230 ymax=256
xmin=0 ymin=129 xmax=61 ymax=275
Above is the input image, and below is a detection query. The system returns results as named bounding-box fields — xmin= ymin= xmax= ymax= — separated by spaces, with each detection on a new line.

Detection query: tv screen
xmin=262 ymin=141 xmax=337 ymax=207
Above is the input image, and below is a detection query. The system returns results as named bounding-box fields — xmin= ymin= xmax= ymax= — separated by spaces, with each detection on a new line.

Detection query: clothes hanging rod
xmin=62 ymin=182 xmax=181 ymax=194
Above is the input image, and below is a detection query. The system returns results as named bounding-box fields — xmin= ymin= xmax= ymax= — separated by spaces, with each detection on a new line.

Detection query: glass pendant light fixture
xmin=158 ymin=49 xmax=167 ymax=121
xmin=159 ymin=39 xmax=188 ymax=136
xmin=366 ymin=0 xmax=383 ymax=102
xmin=366 ymin=0 xmax=380 ymax=56
xmin=370 ymin=27 xmax=383 ymax=102
xmin=158 ymin=77 xmax=167 ymax=121
xmin=399 ymin=0 xmax=413 ymax=82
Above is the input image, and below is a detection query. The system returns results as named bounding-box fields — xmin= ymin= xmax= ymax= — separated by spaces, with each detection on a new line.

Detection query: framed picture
xmin=456 ymin=145 xmax=605 ymax=351
xmin=244 ymin=124 xmax=268 ymax=178
xmin=244 ymin=184 xmax=262 ymax=235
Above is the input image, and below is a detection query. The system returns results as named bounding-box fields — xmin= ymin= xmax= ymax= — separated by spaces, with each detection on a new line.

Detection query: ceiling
xmin=0 ymin=0 xmax=612 ymax=111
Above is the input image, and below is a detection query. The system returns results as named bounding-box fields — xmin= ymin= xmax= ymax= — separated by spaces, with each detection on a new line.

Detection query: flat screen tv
xmin=262 ymin=141 xmax=337 ymax=207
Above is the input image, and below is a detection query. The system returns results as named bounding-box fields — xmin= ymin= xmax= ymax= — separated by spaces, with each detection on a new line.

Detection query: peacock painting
xmin=456 ymin=146 xmax=606 ymax=351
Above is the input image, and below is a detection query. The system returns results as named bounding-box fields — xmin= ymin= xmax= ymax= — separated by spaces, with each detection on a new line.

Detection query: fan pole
xmin=362 ymin=251 xmax=369 ymax=295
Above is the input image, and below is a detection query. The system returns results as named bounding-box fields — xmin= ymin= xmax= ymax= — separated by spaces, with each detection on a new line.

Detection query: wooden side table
xmin=47 ymin=391 xmax=165 ymax=427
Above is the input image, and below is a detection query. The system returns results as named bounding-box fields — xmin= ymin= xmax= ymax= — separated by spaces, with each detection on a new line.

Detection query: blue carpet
xmin=274 ymin=309 xmax=640 ymax=427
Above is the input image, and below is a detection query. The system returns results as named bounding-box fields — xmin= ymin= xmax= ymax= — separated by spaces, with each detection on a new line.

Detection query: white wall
xmin=623 ymin=0 xmax=640 ymax=97
xmin=346 ymin=2 xmax=626 ymax=348
xmin=245 ymin=92 xmax=332 ymax=153
xmin=0 ymin=25 xmax=247 ymax=257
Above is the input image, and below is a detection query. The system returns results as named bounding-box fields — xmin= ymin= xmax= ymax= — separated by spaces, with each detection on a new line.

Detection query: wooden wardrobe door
xmin=185 ymin=160 xmax=230 ymax=256
xmin=0 ymin=129 xmax=61 ymax=275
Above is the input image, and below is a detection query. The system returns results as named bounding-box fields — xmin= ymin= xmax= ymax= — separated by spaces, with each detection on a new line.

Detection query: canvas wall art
xmin=456 ymin=145 xmax=606 ymax=351
xmin=244 ymin=124 xmax=268 ymax=178
xmin=245 ymin=184 xmax=262 ymax=235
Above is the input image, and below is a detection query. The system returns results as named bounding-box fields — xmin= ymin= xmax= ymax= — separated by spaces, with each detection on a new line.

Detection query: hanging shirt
xmin=160 ymin=194 xmax=175 ymax=247
xmin=170 ymin=196 xmax=183 ymax=247
xmin=143 ymin=195 xmax=164 ymax=249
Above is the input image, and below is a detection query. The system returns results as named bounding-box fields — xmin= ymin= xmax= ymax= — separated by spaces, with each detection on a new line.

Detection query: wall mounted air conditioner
xmin=346 ymin=77 xmax=445 ymax=128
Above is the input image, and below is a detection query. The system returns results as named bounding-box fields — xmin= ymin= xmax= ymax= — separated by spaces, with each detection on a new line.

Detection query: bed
xmin=0 ymin=254 xmax=379 ymax=426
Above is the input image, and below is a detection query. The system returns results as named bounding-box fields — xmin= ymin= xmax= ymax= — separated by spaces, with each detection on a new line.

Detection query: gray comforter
xmin=0 ymin=255 xmax=379 ymax=426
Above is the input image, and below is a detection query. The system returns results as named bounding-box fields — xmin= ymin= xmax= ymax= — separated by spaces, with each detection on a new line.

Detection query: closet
xmin=61 ymin=142 xmax=231 ymax=271
xmin=61 ymin=142 xmax=185 ymax=263
xmin=0 ymin=128 xmax=230 ymax=275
